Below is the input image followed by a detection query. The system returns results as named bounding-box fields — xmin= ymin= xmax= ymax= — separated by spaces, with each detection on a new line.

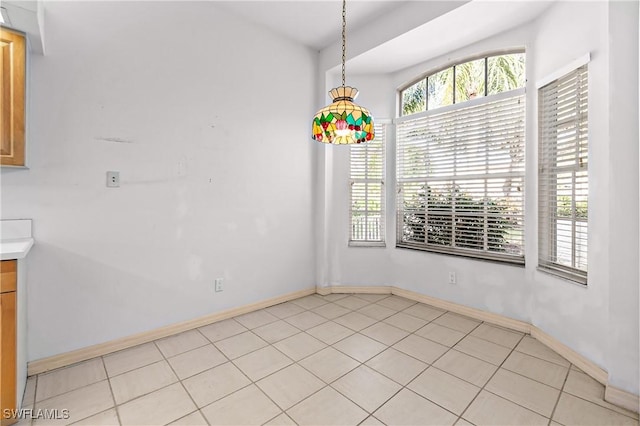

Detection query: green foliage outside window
xmin=556 ymin=195 xmax=588 ymax=219
xmin=401 ymin=53 xmax=526 ymax=116
xmin=402 ymin=185 xmax=519 ymax=253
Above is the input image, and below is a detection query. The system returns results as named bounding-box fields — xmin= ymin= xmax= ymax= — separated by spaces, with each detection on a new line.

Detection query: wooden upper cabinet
xmin=0 ymin=28 xmax=26 ymax=167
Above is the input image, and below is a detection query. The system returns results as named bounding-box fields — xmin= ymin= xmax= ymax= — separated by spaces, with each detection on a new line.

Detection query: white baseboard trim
xmin=316 ymin=287 xmax=332 ymax=296
xmin=27 ymin=287 xmax=316 ymax=376
xmin=323 ymin=286 xmax=620 ymax=398
xmin=605 ymin=385 xmax=640 ymax=414
xmin=529 ymin=326 xmax=608 ymax=385
xmin=317 ymin=285 xmax=393 ymax=295
xmin=395 ymin=287 xmax=609 ymax=388
xmin=391 ymin=287 xmax=531 ymax=334
xmin=27 ymin=283 xmax=639 ymax=414
xmin=319 ymin=285 xmax=529 ymax=333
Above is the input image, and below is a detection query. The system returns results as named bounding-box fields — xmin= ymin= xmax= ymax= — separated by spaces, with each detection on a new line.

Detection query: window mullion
xmin=571 ymin=170 xmax=577 ymax=268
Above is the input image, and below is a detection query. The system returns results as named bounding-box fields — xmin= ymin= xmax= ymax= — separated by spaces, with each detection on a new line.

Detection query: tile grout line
xmin=195 ymin=324 xmax=308 ymax=423
xmin=261 ymin=411 xmax=294 ymax=426
xmin=456 ymin=332 xmax=524 ymax=423
xmin=398 ymin=316 xmax=485 ymax=423
xmin=456 ymin=331 xmax=555 ymax=424
xmin=553 ymin=380 xmax=639 ymax=422
xmin=152 ymin=337 xmax=212 ymax=426
xmin=108 ymin=354 xmax=185 ymax=419
xmin=29 ymin=375 xmax=37 ymax=426
xmin=258 ymin=298 xmax=381 ymax=421
xmin=21 ymin=299 xmax=428 ymax=423
xmin=298 ymin=303 xmax=477 ymax=422
xmin=325 ymin=304 xmax=485 ymax=422
xmin=67 ymin=407 xmax=115 ymax=426
xmin=30 ymin=321 xmax=517 ymax=426
xmin=24 ymin=303 xmax=471 ymax=404
xmin=103 ymin=321 xmax=307 ymax=417
xmin=100 ymin=356 xmax=123 ymax=426
xmin=263 ymin=303 xmax=381 ymax=417
xmin=499 ymin=361 xmax=569 ymax=393
xmin=547 ymin=365 xmax=571 ymax=426
xmin=38 ymin=362 xmax=114 ymax=426
xmin=510 ymin=336 xmax=574 ymax=367
xmin=99 ymin=361 xmax=184 ymax=421
xmin=29 ymin=293 xmax=625 ymax=426
xmin=264 ymin=299 xmax=481 ymax=421
xmin=232 ymin=345 xmax=300 ymax=416
xmin=198 ymin=295 xmax=394 ymax=423
xmin=251 ymin=298 xmax=390 ymax=422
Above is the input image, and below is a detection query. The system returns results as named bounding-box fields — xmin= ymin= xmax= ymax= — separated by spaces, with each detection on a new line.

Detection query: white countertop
xmin=0 ymin=219 xmax=34 ymax=260
xmin=0 ymin=238 xmax=34 ymax=260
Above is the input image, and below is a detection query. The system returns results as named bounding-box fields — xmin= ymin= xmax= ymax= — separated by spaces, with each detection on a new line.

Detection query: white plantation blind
xmin=538 ymin=65 xmax=588 ymax=283
xmin=396 ymin=89 xmax=526 ymax=263
xmin=350 ymin=123 xmax=386 ymax=244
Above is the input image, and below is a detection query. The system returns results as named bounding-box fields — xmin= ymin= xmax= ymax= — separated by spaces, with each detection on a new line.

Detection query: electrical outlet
xmin=448 ymin=272 xmax=457 ymax=285
xmin=214 ymin=278 xmax=224 ymax=292
xmin=106 ymin=171 xmax=120 ymax=188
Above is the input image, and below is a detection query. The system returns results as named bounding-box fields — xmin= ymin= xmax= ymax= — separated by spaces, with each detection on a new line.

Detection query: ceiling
xmin=345 ymin=0 xmax=554 ymax=74
xmin=215 ymin=0 xmax=554 ymax=75
xmin=214 ymin=0 xmax=408 ymax=51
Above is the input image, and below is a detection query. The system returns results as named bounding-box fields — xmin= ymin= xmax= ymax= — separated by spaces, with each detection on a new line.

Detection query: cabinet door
xmin=0 ymin=261 xmax=16 ymax=293
xmin=0 ymin=28 xmax=26 ymax=167
xmin=0 ymin=291 xmax=17 ymax=426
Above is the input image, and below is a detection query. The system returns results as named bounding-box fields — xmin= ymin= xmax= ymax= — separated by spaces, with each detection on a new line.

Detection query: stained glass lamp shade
xmin=312 ymin=86 xmax=374 ymax=144
xmin=311 ymin=0 xmax=374 ymax=145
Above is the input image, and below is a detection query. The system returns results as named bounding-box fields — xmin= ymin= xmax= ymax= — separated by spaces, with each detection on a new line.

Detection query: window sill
xmin=395 ymin=243 xmax=525 ymax=267
xmin=537 ymin=265 xmax=587 ymax=286
xmin=349 ymin=241 xmax=386 ymax=248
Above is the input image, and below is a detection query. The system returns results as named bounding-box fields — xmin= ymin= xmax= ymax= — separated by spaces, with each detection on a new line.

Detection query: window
xmin=538 ymin=64 xmax=588 ymax=283
xmin=350 ymin=123 xmax=386 ymax=245
xmin=400 ymin=53 xmax=525 ymax=116
xmin=396 ymin=53 xmax=526 ymax=263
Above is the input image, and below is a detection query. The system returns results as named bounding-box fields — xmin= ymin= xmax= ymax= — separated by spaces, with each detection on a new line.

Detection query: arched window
xmin=395 ymin=52 xmax=526 ymax=264
xmin=400 ymin=53 xmax=525 ymax=116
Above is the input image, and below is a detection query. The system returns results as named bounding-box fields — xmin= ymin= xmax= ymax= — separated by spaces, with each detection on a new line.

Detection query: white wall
xmin=530 ymin=0 xmax=611 ymax=382
xmin=606 ymin=0 xmax=639 ymax=396
xmin=319 ymin=1 xmax=639 ymax=396
xmin=0 ymin=1 xmax=318 ymax=360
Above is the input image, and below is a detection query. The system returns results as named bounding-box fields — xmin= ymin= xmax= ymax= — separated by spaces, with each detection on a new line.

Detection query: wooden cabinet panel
xmin=0 ymin=28 xmax=25 ymax=167
xmin=0 ymin=260 xmax=17 ymax=426
xmin=0 ymin=261 xmax=16 ymax=293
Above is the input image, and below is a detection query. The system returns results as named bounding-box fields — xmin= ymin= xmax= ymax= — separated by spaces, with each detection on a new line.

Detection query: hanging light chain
xmin=341 ymin=0 xmax=346 ymax=88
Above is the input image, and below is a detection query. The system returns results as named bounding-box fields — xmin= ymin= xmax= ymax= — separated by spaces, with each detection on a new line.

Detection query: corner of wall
xmin=36 ymin=0 xmax=45 ymax=54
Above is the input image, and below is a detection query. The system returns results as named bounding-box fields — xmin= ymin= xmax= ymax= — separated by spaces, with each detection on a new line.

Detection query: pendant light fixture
xmin=311 ymin=0 xmax=374 ymax=145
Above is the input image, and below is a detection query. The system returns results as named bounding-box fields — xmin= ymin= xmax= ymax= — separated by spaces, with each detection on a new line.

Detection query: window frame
xmin=395 ymin=88 xmax=526 ymax=264
xmin=399 ymin=50 xmax=526 ymax=117
xmin=537 ymin=59 xmax=589 ymax=285
xmin=349 ymin=122 xmax=387 ymax=247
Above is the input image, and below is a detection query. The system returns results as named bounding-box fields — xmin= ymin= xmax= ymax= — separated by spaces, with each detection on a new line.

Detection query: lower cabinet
xmin=0 ymin=260 xmax=17 ymax=426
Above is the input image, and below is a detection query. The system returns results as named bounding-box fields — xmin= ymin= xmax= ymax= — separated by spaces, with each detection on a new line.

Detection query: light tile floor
xmin=16 ymin=293 xmax=639 ymax=426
